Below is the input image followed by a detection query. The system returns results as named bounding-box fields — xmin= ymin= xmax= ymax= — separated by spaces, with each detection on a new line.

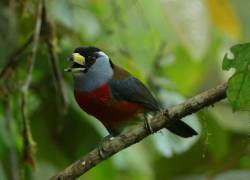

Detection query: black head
xmin=74 ymin=46 xmax=101 ymax=58
xmin=65 ymin=46 xmax=113 ymax=73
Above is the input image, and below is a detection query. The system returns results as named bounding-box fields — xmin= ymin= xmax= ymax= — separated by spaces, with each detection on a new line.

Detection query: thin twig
xmin=50 ymin=83 xmax=227 ymax=180
xmin=0 ymin=33 xmax=34 ymax=81
xmin=41 ymin=2 xmax=68 ymax=116
xmin=46 ymin=40 xmax=68 ymax=123
xmin=20 ymin=0 xmax=44 ymax=167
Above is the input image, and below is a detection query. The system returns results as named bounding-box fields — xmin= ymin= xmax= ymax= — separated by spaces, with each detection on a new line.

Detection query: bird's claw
xmin=98 ymin=134 xmax=113 ymax=159
xmin=144 ymin=116 xmax=154 ymax=134
xmin=98 ymin=143 xmax=106 ymax=159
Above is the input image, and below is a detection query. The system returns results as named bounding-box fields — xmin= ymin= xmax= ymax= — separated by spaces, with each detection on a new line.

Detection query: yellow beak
xmin=72 ymin=53 xmax=85 ymax=65
xmin=65 ymin=53 xmax=86 ymax=72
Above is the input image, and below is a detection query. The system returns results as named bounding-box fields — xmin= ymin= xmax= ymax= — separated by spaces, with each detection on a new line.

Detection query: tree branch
xmin=0 ymin=33 xmax=33 ymax=81
xmin=20 ymin=0 xmax=44 ymax=167
xmin=50 ymin=83 xmax=228 ymax=180
xmin=41 ymin=3 xmax=68 ymax=117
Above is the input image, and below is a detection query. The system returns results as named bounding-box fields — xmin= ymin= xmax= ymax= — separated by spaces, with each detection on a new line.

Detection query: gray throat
xmin=73 ymin=56 xmax=113 ymax=91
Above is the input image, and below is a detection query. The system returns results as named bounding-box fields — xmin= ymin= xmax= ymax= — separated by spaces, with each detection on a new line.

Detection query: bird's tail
xmin=165 ymin=120 xmax=198 ymax=138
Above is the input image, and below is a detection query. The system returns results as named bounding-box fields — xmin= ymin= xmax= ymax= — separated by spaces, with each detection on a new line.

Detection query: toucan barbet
xmin=65 ymin=46 xmax=197 ymax=138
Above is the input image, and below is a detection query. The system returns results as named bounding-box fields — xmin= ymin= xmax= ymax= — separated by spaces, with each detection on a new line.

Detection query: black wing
xmin=108 ymin=76 xmax=160 ymax=111
xmin=109 ymin=75 xmax=198 ymax=138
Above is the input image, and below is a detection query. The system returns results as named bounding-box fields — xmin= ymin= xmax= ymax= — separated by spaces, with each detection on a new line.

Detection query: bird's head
xmin=66 ymin=46 xmax=114 ymax=91
xmin=65 ymin=46 xmax=113 ymax=74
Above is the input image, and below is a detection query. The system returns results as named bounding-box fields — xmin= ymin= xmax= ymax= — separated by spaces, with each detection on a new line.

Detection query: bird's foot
xmin=144 ymin=114 xmax=154 ymax=134
xmin=98 ymin=134 xmax=113 ymax=159
xmin=163 ymin=109 xmax=170 ymax=119
xmin=163 ymin=109 xmax=171 ymax=126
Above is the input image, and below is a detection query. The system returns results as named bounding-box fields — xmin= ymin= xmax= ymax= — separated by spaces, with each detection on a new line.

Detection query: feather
xmin=109 ymin=65 xmax=160 ymax=111
xmin=109 ymin=65 xmax=198 ymax=138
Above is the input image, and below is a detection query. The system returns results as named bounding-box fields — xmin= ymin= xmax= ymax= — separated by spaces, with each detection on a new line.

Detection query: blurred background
xmin=0 ymin=0 xmax=250 ymax=179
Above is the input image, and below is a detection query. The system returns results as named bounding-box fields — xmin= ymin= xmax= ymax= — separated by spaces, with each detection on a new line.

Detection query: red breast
xmin=74 ymin=83 xmax=142 ymax=129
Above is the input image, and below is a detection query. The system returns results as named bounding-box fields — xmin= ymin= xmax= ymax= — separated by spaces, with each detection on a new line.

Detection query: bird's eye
xmin=90 ymin=56 xmax=96 ymax=62
xmin=86 ymin=56 xmax=96 ymax=66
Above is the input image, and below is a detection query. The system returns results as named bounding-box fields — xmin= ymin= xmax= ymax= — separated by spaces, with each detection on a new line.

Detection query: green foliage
xmin=0 ymin=0 xmax=250 ymax=179
xmin=223 ymin=43 xmax=250 ymax=110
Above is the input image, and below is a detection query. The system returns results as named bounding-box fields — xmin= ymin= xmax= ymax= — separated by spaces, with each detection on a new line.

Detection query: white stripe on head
xmin=97 ymin=51 xmax=109 ymax=59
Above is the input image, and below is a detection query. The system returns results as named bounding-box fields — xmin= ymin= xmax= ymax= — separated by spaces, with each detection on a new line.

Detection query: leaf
xmin=222 ymin=43 xmax=250 ymax=110
xmin=206 ymin=0 xmax=241 ymax=39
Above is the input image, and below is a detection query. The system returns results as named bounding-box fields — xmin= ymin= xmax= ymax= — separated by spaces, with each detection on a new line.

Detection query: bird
xmin=65 ymin=46 xmax=197 ymax=139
